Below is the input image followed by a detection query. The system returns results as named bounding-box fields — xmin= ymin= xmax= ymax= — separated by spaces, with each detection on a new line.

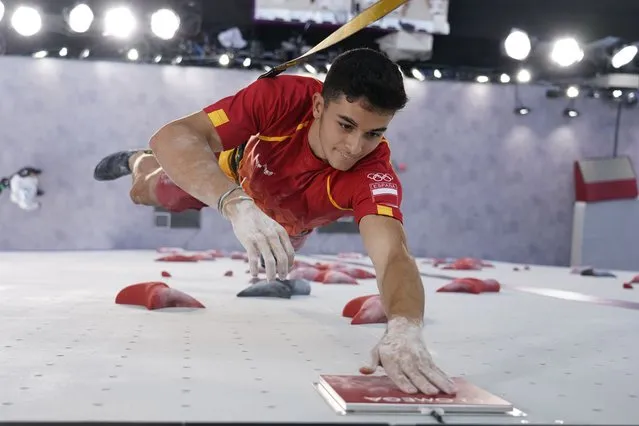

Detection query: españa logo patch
xmin=369 ymin=182 xmax=399 ymax=208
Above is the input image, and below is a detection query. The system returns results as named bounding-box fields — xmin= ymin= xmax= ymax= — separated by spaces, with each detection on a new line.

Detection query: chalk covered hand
xmin=9 ymin=174 xmax=40 ymax=211
xmin=360 ymin=317 xmax=457 ymax=395
xmin=220 ymin=187 xmax=295 ymax=281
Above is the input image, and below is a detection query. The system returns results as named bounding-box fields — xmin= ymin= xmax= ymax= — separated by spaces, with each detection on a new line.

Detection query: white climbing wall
xmin=0 ymin=250 xmax=637 ymax=424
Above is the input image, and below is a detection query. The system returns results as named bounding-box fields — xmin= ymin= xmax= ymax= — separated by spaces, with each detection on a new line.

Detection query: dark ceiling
xmin=1 ymin=0 xmax=639 ymax=79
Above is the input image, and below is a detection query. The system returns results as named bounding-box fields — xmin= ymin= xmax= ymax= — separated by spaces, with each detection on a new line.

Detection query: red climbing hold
xmin=289 ymin=267 xmax=322 ymax=281
xmin=481 ymin=279 xmax=501 ymax=292
xmin=437 ymin=278 xmax=501 ymax=294
xmin=441 ymin=258 xmax=485 ymax=270
xmin=351 ymin=296 xmax=387 ymax=324
xmin=224 ymin=270 xmax=233 ymax=277
xmin=309 ymin=262 xmax=375 ymax=279
xmin=161 ymin=271 xmax=172 ymax=278
xmin=288 ymin=263 xmax=364 ymax=284
xmin=318 ymin=270 xmax=358 ymax=284
xmin=191 ymin=252 xmax=218 ymax=261
xmin=115 ymin=282 xmax=205 ymax=310
xmin=155 ymin=254 xmax=199 ymax=262
xmin=293 ymin=260 xmax=316 ymax=268
xmin=230 ymin=252 xmax=248 ymax=261
xmin=332 ymin=265 xmax=376 ymax=279
xmin=205 ymin=249 xmax=226 ymax=258
xmin=343 ymin=294 xmax=387 ymax=324
xmin=623 ymin=283 xmax=633 ymax=289
xmin=343 ymin=294 xmax=378 ymax=318
xmin=437 ymin=278 xmax=484 ymax=294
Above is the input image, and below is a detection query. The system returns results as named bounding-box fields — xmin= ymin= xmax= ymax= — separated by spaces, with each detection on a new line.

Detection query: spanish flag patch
xmin=369 ymin=182 xmax=399 ymax=208
xmin=208 ymin=109 xmax=230 ymax=127
xmin=376 ymin=205 xmax=394 ymax=217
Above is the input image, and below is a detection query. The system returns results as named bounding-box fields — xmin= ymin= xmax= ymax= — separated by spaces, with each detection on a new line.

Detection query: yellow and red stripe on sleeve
xmin=354 ymin=202 xmax=403 ymax=224
xmin=205 ymin=107 xmax=230 ymax=127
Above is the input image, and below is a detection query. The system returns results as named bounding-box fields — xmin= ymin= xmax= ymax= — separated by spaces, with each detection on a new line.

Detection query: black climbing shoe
xmin=93 ymin=149 xmax=152 ymax=181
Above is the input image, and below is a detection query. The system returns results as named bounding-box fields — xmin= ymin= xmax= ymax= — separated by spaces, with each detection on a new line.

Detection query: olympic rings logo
xmin=367 ymin=173 xmax=393 ymax=182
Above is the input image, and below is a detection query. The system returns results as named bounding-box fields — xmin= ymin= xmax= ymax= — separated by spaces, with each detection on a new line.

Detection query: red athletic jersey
xmin=203 ymin=75 xmax=403 ymax=236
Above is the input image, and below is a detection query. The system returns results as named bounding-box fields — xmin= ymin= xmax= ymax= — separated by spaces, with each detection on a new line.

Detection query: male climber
xmin=94 ymin=48 xmax=456 ymax=396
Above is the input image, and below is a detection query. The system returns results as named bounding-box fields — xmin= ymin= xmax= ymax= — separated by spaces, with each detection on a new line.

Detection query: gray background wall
xmin=0 ymin=56 xmax=637 ymax=265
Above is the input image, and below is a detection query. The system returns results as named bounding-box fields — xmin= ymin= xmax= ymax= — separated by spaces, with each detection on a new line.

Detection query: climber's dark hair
xmin=322 ymin=48 xmax=408 ymax=113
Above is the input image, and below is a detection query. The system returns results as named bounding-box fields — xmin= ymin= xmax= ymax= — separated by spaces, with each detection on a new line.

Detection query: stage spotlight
xmin=504 ymin=29 xmax=531 ymax=61
xmin=32 ymin=50 xmax=47 ymax=59
xmin=104 ymin=7 xmax=136 ymax=39
xmin=59 ymin=47 xmax=68 ymax=57
xmin=151 ymin=8 xmax=180 ymax=40
xmin=304 ymin=63 xmax=318 ymax=74
xmin=68 ymin=3 xmax=93 ymax=33
xmin=242 ymin=57 xmax=251 ymax=67
xmin=411 ymin=68 xmax=425 ymax=81
xmin=500 ymin=73 xmax=511 ymax=83
xmin=433 ymin=69 xmax=442 ymax=79
xmin=611 ymin=45 xmax=638 ymax=69
xmin=566 ymin=86 xmax=579 ymax=98
xmin=517 ymin=69 xmax=531 ymax=83
xmin=0 ymin=1 xmax=5 ymax=23
xmin=218 ymin=54 xmax=230 ymax=66
xmin=550 ymin=37 xmax=584 ymax=67
xmin=563 ymin=108 xmax=579 ymax=118
xmin=476 ymin=75 xmax=489 ymax=83
xmin=11 ymin=6 xmax=42 ymax=37
xmin=127 ymin=49 xmax=139 ymax=61
xmin=514 ymin=106 xmax=530 ymax=115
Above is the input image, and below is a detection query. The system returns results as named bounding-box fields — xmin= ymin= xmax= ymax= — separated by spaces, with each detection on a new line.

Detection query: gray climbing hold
xmin=287 ymin=278 xmax=311 ymax=296
xmin=237 ymin=280 xmax=293 ymax=299
xmin=236 ymin=278 xmax=311 ymax=298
